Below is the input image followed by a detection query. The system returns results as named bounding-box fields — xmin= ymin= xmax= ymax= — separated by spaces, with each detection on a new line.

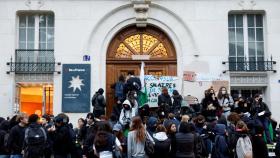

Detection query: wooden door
xmin=106 ymin=63 xmax=176 ymax=116
xmin=106 ymin=64 xmax=140 ymax=116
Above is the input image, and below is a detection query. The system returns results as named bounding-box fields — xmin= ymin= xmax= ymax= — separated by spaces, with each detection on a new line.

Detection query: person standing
xmin=175 ymin=122 xmax=196 ymax=158
xmin=23 ymin=114 xmax=47 ymax=158
xmin=0 ymin=120 xmax=10 ymax=158
xmin=158 ymin=87 xmax=172 ymax=118
xmin=201 ymin=88 xmax=220 ymax=122
xmin=217 ymin=87 xmax=234 ymax=119
xmin=152 ymin=125 xmax=171 ymax=158
xmin=172 ymin=90 xmax=183 ymax=115
xmin=49 ymin=113 xmax=73 ymax=158
xmin=92 ymin=88 xmax=106 ymax=118
xmin=7 ymin=113 xmax=28 ymax=158
xmin=127 ymin=116 xmax=154 ymax=158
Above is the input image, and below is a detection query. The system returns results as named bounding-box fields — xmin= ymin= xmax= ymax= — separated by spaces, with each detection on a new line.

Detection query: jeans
xmin=10 ymin=155 xmax=22 ymax=158
xmin=0 ymin=155 xmax=10 ymax=158
xmin=257 ymin=117 xmax=272 ymax=143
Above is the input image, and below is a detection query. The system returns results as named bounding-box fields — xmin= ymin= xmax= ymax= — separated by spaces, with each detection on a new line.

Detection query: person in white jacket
xmin=119 ymin=100 xmax=138 ymax=126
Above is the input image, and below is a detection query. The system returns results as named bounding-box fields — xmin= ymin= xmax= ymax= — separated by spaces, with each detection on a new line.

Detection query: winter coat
xmin=201 ymin=96 xmax=220 ymax=122
xmin=152 ymin=132 xmax=171 ymax=158
xmin=252 ymin=135 xmax=269 ymax=158
xmin=211 ymin=124 xmax=230 ymax=158
xmin=51 ymin=125 xmax=72 ymax=156
xmin=172 ymin=94 xmax=183 ymax=113
xmin=119 ymin=100 xmax=138 ymax=126
xmin=92 ymin=93 xmax=106 ymax=111
xmin=175 ymin=132 xmax=195 ymax=158
xmin=250 ymin=101 xmax=271 ymax=118
xmin=0 ymin=120 xmax=10 ymax=155
xmin=158 ymin=94 xmax=172 ymax=113
xmin=7 ymin=124 xmax=26 ymax=155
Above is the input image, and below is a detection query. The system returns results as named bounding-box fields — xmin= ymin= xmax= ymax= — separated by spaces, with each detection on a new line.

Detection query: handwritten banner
xmin=145 ymin=75 xmax=179 ymax=107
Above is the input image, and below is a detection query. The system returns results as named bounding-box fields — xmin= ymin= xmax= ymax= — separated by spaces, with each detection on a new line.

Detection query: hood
xmin=153 ymin=132 xmax=168 ymax=141
xmin=0 ymin=120 xmax=10 ymax=131
xmin=147 ymin=117 xmax=157 ymax=128
xmin=214 ymin=124 xmax=226 ymax=135
xmin=122 ymin=100 xmax=131 ymax=108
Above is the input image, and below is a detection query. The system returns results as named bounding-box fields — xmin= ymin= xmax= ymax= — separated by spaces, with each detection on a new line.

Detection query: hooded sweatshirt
xmin=152 ymin=132 xmax=171 ymax=158
xmin=212 ymin=124 xmax=230 ymax=158
xmin=119 ymin=100 xmax=138 ymax=126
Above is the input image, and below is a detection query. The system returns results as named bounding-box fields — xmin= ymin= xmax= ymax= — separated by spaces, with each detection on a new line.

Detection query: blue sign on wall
xmin=62 ymin=64 xmax=91 ymax=113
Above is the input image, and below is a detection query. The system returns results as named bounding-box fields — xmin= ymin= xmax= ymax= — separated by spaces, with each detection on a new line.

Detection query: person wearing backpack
xmin=0 ymin=120 xmax=10 ymax=158
xmin=235 ymin=121 xmax=253 ymax=158
xmin=7 ymin=113 xmax=28 ymax=158
xmin=92 ymin=121 xmax=122 ymax=158
xmin=92 ymin=88 xmax=106 ymax=118
xmin=211 ymin=124 xmax=230 ymax=158
xmin=127 ymin=116 xmax=154 ymax=158
xmin=113 ymin=75 xmax=125 ymax=102
xmin=23 ymin=114 xmax=47 ymax=158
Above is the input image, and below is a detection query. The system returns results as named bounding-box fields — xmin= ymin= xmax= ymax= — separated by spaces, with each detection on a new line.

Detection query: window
xmin=228 ymin=14 xmax=264 ymax=71
xmin=17 ymin=13 xmax=54 ymax=62
xmin=18 ymin=14 xmax=54 ymax=49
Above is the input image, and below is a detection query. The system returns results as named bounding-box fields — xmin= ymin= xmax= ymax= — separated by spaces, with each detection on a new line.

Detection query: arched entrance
xmin=106 ymin=25 xmax=177 ymax=116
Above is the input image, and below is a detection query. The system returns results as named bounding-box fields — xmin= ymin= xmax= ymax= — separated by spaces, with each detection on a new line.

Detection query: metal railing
xmin=6 ymin=49 xmax=60 ymax=74
xmin=222 ymin=57 xmax=276 ymax=73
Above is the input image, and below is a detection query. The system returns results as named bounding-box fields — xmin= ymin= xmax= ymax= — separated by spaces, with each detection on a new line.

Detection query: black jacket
xmin=51 ymin=125 xmax=72 ymax=156
xmin=250 ymin=101 xmax=271 ymax=118
xmin=201 ymin=96 xmax=220 ymax=121
xmin=91 ymin=93 xmax=106 ymax=111
xmin=252 ymin=135 xmax=269 ymax=158
xmin=152 ymin=132 xmax=171 ymax=158
xmin=175 ymin=133 xmax=195 ymax=158
xmin=7 ymin=124 xmax=26 ymax=154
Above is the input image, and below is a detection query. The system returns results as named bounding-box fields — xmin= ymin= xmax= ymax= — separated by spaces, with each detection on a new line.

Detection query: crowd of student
xmin=0 ymin=75 xmax=280 ymax=158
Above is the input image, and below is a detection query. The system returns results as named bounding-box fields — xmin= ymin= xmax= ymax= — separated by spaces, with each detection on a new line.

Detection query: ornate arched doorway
xmin=106 ymin=25 xmax=177 ymax=115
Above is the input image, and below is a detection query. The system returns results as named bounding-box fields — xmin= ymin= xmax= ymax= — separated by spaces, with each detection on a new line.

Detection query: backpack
xmin=211 ymin=135 xmax=229 ymax=158
xmin=115 ymin=82 xmax=124 ymax=99
xmin=194 ymin=133 xmax=208 ymax=158
xmin=24 ymin=126 xmax=47 ymax=157
xmin=3 ymin=132 xmax=9 ymax=148
xmin=236 ymin=136 xmax=253 ymax=158
xmin=144 ymin=132 xmax=154 ymax=156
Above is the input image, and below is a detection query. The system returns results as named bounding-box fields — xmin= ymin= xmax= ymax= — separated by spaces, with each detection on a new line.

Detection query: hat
xmin=113 ymin=123 xmax=122 ymax=132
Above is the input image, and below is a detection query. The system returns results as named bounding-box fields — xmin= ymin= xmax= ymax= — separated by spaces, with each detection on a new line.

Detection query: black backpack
xmin=24 ymin=126 xmax=47 ymax=157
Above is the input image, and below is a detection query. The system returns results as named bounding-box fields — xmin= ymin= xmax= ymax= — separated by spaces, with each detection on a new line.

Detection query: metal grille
xmin=223 ymin=57 xmax=276 ymax=73
xmin=7 ymin=49 xmax=59 ymax=74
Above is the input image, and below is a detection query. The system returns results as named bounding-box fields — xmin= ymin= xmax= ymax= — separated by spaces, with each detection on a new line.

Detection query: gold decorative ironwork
xmin=142 ymin=34 xmax=158 ymax=53
xmin=124 ymin=34 xmax=141 ymax=54
xmin=116 ymin=43 xmax=132 ymax=58
xmin=150 ymin=43 xmax=168 ymax=57
xmin=115 ymin=33 xmax=168 ymax=58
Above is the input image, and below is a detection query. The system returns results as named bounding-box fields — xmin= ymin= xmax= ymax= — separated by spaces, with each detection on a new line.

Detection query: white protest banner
xmin=145 ymin=75 xmax=179 ymax=107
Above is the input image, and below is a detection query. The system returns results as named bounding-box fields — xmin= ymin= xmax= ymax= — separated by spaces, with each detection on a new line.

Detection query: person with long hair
xmin=127 ymin=116 xmax=153 ymax=158
xmin=166 ymin=123 xmax=177 ymax=158
xmin=93 ymin=121 xmax=122 ymax=158
xmin=201 ymin=88 xmax=220 ymax=122
xmin=217 ymin=86 xmax=234 ymax=120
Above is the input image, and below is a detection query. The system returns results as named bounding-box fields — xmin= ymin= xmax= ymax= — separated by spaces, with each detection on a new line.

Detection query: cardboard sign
xmin=212 ymin=80 xmax=229 ymax=92
xmin=183 ymin=71 xmax=196 ymax=82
